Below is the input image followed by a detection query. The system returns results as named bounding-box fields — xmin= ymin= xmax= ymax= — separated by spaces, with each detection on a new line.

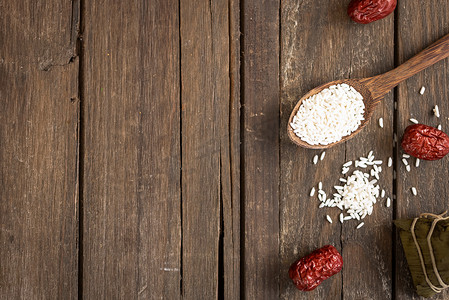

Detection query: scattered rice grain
xmin=310 ymin=187 xmax=316 ymax=197
xmin=406 ymin=165 xmax=411 ymax=172
xmin=320 ymin=151 xmax=326 ymax=161
xmin=357 ymin=222 xmax=365 ymax=229
xmin=402 ymin=154 xmax=410 ymax=158
xmin=412 ymin=187 xmax=417 ymax=196
xmin=313 ymin=155 xmax=318 ymax=164
xmin=388 ymin=157 xmax=392 ymax=167
xmin=415 ymin=158 xmax=420 ymax=168
xmin=402 ymin=158 xmax=408 ymax=166
xmin=438 ymin=124 xmax=442 ymax=130
xmin=343 ymin=161 xmax=353 ymax=167
xmin=410 ymin=118 xmax=418 ymax=124
xmin=326 ymin=215 xmax=333 ymax=224
xmin=420 ymin=86 xmax=426 ymax=95
xmin=386 ymin=197 xmax=391 ymax=207
xmin=434 ymin=105 xmax=440 ymax=118
xmin=379 ymin=117 xmax=384 ymax=128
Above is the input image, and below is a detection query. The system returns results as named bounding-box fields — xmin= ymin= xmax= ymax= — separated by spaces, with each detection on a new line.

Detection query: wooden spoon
xmin=287 ymin=33 xmax=449 ymax=149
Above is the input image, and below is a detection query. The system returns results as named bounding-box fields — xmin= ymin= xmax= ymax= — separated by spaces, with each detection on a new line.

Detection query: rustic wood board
xmin=82 ymin=1 xmax=181 ymax=298
xmin=225 ymin=0 xmax=242 ymax=298
xmin=242 ymin=0 xmax=280 ymax=299
xmin=395 ymin=1 xmax=449 ymax=299
xmin=180 ymin=0 xmax=240 ymax=298
xmin=0 ymin=0 xmax=79 ymax=298
xmin=280 ymin=0 xmax=394 ymax=299
xmin=3 ymin=0 xmax=449 ymax=298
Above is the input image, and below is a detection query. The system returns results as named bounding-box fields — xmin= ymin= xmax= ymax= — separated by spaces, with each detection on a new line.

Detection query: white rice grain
xmin=379 ymin=117 xmax=384 ymax=128
xmin=320 ymin=151 xmax=326 ymax=161
xmin=415 ymin=158 xmax=420 ymax=168
xmin=420 ymin=86 xmax=426 ymax=95
xmin=438 ymin=124 xmax=442 ymax=130
xmin=339 ymin=213 xmax=344 ymax=224
xmin=388 ymin=157 xmax=392 ymax=167
xmin=313 ymin=155 xmax=319 ymax=164
xmin=318 ymin=182 xmax=323 ymax=190
xmin=326 ymin=215 xmax=333 ymax=224
xmin=357 ymin=222 xmax=365 ymax=229
xmin=434 ymin=105 xmax=440 ymax=118
xmin=402 ymin=154 xmax=410 ymax=158
xmin=381 ymin=189 xmax=385 ymax=198
xmin=343 ymin=161 xmax=353 ymax=167
xmin=386 ymin=197 xmax=391 ymax=207
xmin=410 ymin=118 xmax=418 ymax=124
xmin=310 ymin=187 xmax=316 ymax=197
xmin=412 ymin=187 xmax=417 ymax=196
xmin=406 ymin=165 xmax=411 ymax=172
xmin=402 ymin=158 xmax=408 ymax=166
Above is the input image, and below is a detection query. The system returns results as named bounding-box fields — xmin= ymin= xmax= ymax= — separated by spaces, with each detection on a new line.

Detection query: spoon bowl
xmin=287 ymin=79 xmax=378 ymax=149
xmin=288 ymin=32 xmax=449 ymax=149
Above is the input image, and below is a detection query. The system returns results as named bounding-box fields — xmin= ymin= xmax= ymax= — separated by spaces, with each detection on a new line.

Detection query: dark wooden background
xmin=1 ymin=0 xmax=449 ymax=299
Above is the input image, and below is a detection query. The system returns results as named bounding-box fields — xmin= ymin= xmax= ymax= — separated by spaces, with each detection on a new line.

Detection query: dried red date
xmin=347 ymin=0 xmax=397 ymax=24
xmin=401 ymin=124 xmax=449 ymax=160
xmin=289 ymin=245 xmax=343 ymax=291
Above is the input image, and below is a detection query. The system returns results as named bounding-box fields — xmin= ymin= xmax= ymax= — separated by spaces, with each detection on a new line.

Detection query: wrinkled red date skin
xmin=401 ymin=124 xmax=449 ymax=161
xmin=347 ymin=0 xmax=397 ymax=24
xmin=288 ymin=245 xmax=343 ymax=291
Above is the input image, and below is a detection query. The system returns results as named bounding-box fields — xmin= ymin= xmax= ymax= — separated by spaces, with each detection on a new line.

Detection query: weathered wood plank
xmin=224 ymin=0 xmax=242 ymax=298
xmin=242 ymin=0 xmax=280 ymax=299
xmin=395 ymin=1 xmax=449 ymax=299
xmin=0 ymin=1 xmax=79 ymax=298
xmin=341 ymin=15 xmax=394 ymax=300
xmin=180 ymin=0 xmax=239 ymax=298
xmin=82 ymin=1 xmax=181 ymax=298
xmin=280 ymin=1 xmax=394 ymax=299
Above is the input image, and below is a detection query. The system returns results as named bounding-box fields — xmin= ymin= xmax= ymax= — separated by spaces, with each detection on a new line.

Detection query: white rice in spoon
xmin=290 ymin=83 xmax=365 ymax=145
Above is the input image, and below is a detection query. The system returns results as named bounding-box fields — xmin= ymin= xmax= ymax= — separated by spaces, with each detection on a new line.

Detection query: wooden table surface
xmin=2 ymin=0 xmax=449 ymax=299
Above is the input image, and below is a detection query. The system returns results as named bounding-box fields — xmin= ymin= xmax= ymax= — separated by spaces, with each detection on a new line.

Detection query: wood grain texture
xmin=180 ymin=0 xmax=239 ymax=298
xmin=395 ymin=1 xmax=449 ymax=299
xmin=280 ymin=0 xmax=394 ymax=299
xmin=340 ymin=11 xmax=394 ymax=300
xmin=242 ymin=0 xmax=280 ymax=299
xmin=82 ymin=1 xmax=181 ymax=298
xmin=224 ymin=0 xmax=242 ymax=298
xmin=0 ymin=1 xmax=79 ymax=299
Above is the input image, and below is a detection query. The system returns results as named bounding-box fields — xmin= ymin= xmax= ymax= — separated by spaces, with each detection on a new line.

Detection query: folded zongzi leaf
xmin=395 ymin=213 xmax=449 ymax=298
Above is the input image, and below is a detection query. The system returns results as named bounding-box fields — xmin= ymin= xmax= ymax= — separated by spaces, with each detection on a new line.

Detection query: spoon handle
xmin=361 ymin=33 xmax=449 ymax=101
